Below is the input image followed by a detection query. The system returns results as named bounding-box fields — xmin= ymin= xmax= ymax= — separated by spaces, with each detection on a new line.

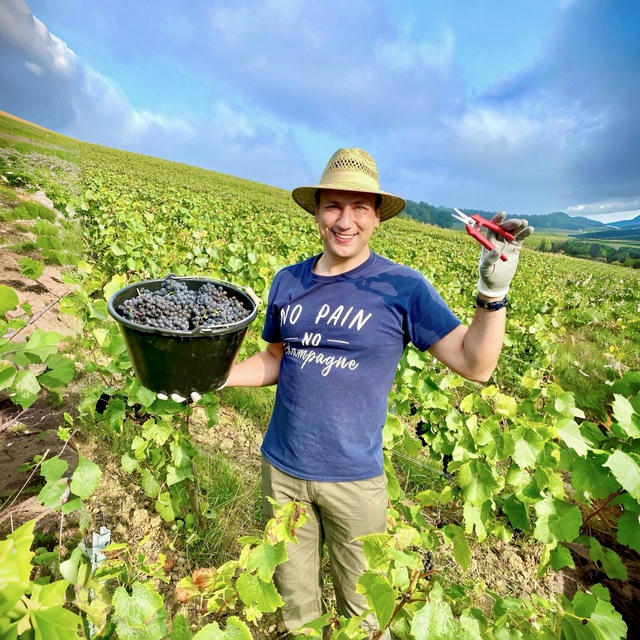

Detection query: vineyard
xmin=1 ymin=111 xmax=640 ymax=639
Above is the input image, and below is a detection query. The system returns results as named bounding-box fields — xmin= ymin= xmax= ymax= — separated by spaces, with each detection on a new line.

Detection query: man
xmin=224 ymin=148 xmax=533 ymax=634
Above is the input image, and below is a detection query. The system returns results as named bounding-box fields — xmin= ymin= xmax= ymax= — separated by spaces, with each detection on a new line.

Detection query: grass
xmin=220 ymin=385 xmax=275 ymax=427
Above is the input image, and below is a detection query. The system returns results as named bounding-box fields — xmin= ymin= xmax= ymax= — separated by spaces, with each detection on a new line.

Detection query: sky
xmin=0 ymin=0 xmax=639 ymax=221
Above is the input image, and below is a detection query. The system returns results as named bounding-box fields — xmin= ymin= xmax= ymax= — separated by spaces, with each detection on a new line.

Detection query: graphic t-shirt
xmin=261 ymin=251 xmax=460 ymax=481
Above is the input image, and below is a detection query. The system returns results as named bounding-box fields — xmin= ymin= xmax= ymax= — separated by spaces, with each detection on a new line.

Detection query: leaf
xmin=0 ymin=284 xmax=19 ymax=316
xmin=512 ymin=428 xmax=544 ymax=468
xmin=246 ymin=541 xmax=287 ymax=582
xmin=19 ymin=256 xmax=44 ymax=281
xmin=502 ymin=494 xmax=529 ymax=532
xmin=12 ymin=369 xmax=41 ymax=408
xmin=411 ymin=596 xmax=459 ymax=640
xmin=562 ymin=589 xmax=627 ymax=640
xmin=70 ymin=456 xmax=101 ymax=499
xmin=0 ymin=520 xmax=35 ymax=616
xmin=169 ymin=614 xmax=193 ymax=640
xmin=611 ymin=394 xmax=640 ymax=438
xmin=38 ymin=360 xmax=75 ymax=389
xmin=580 ymin=535 xmax=628 ymax=580
xmin=155 ymin=492 xmax=175 ymax=522
xmin=617 ymin=509 xmax=640 ymax=553
xmin=193 ymin=617 xmax=252 ymax=640
xmin=22 ymin=330 xmax=62 ymax=363
xmin=235 ymin=572 xmax=284 ymax=614
xmin=31 ymin=606 xmax=82 ymax=639
xmin=550 ymin=544 xmax=575 ymax=570
xmin=442 ymin=524 xmax=471 ymax=571
xmin=457 ymin=460 xmax=498 ymax=505
xmin=382 ymin=413 xmax=404 ymax=443
xmin=556 ymin=419 xmax=589 ymax=457
xmin=38 ymin=478 xmax=68 ymax=508
xmin=533 ymin=495 xmax=582 ymax=543
xmin=603 ymin=451 xmax=640 ymax=501
xmin=356 ymin=572 xmax=397 ymax=630
xmin=41 ymin=456 xmax=68 ymax=483
xmin=112 ymin=582 xmax=168 ymax=640
xmin=0 ymin=361 xmax=17 ymax=390
xmin=141 ymin=469 xmax=161 ymax=498
xmin=121 ymin=453 xmax=139 ymax=474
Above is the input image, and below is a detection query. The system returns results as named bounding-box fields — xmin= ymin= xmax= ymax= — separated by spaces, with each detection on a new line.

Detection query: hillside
xmin=404 ymin=201 xmax=607 ymax=231
xmin=1 ymin=112 xmax=640 ymax=637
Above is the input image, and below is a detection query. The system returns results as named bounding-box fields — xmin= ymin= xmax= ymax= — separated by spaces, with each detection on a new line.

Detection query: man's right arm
xmin=224 ymin=342 xmax=284 ymax=387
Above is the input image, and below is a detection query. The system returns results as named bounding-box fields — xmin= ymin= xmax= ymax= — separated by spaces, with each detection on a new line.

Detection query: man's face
xmin=315 ymin=189 xmax=380 ymax=265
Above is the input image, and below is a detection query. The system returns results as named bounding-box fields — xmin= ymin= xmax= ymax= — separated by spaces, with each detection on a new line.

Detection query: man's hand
xmin=477 ymin=211 xmax=534 ymax=298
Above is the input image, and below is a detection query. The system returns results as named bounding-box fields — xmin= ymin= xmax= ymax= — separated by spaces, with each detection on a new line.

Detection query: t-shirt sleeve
xmin=261 ymin=270 xmax=283 ymax=343
xmin=406 ymin=276 xmax=461 ymax=351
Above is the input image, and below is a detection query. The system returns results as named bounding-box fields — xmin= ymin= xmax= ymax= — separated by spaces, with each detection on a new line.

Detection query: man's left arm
xmin=428 ymin=212 xmax=534 ymax=382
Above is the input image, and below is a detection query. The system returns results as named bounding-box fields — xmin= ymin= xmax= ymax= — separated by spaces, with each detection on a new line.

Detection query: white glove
xmin=476 ymin=211 xmax=534 ymax=298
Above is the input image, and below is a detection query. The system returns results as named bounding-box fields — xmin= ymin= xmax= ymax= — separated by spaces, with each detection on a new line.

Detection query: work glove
xmin=477 ymin=211 xmax=534 ymax=298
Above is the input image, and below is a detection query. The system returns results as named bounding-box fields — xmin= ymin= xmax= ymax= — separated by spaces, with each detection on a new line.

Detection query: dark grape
xmin=117 ymin=276 xmax=251 ymax=331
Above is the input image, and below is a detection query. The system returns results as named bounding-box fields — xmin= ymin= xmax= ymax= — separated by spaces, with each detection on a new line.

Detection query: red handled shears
xmin=451 ymin=208 xmax=515 ymax=262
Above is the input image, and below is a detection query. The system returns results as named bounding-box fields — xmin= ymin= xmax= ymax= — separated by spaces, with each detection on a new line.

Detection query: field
xmin=1 ymin=112 xmax=640 ymax=639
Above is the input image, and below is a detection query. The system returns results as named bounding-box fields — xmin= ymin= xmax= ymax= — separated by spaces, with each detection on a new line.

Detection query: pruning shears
xmin=452 ymin=208 xmax=515 ymax=262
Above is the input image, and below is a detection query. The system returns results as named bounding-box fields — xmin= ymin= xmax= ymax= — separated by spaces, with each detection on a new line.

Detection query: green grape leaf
xmin=121 ymin=453 xmax=139 ymax=474
xmin=155 ymin=492 xmax=175 ymax=521
xmin=457 ymin=460 xmax=498 ymax=505
xmin=193 ymin=617 xmax=252 ymax=640
xmin=12 ymin=369 xmax=41 ymax=408
xmin=603 ymin=451 xmax=640 ymax=501
xmin=141 ymin=469 xmax=161 ymax=498
xmin=19 ymin=256 xmax=44 ymax=281
xmin=562 ymin=589 xmax=627 ymax=640
xmin=38 ymin=478 xmax=68 ymax=508
xmin=579 ymin=536 xmax=628 ymax=581
xmin=556 ymin=419 xmax=589 ymax=457
xmin=617 ymin=510 xmax=640 ymax=553
xmin=356 ymin=572 xmax=397 ymax=630
xmin=41 ymin=456 xmax=68 ymax=483
xmin=22 ymin=329 xmax=62 ymax=363
xmin=246 ymin=541 xmax=287 ymax=582
xmin=31 ymin=605 xmax=82 ymax=640
xmin=0 ymin=361 xmax=17 ymax=391
xmin=611 ymin=394 xmax=640 ymax=438
xmin=0 ymin=284 xmax=19 ymax=316
xmin=70 ymin=456 xmax=101 ymax=499
xmin=0 ymin=520 xmax=35 ymax=616
xmin=38 ymin=359 xmax=75 ymax=389
xmin=502 ymin=494 xmax=530 ymax=532
xmin=550 ymin=544 xmax=575 ymax=570
xmin=235 ymin=572 xmax=283 ymax=616
xmin=411 ymin=595 xmax=459 ymax=640
xmin=443 ymin=524 xmax=471 ymax=571
xmin=360 ymin=533 xmax=394 ymax=571
xmin=169 ymin=614 xmax=193 ymax=640
xmin=112 ymin=582 xmax=168 ymax=640
xmin=512 ymin=428 xmax=544 ymax=468
xmin=533 ymin=495 xmax=582 ymax=543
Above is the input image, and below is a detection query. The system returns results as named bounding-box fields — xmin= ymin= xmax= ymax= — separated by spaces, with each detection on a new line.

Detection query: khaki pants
xmin=261 ymin=458 xmax=388 ymax=635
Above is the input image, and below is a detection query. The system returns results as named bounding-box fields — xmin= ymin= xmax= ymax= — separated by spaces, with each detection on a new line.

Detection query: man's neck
xmin=313 ymin=249 xmax=371 ymax=276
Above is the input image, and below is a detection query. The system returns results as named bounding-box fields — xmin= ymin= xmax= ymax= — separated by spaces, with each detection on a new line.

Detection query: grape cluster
xmin=118 ymin=277 xmax=250 ymax=331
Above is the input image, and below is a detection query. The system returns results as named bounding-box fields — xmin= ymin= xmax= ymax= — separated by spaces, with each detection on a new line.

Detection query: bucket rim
xmin=107 ymin=275 xmax=259 ymax=337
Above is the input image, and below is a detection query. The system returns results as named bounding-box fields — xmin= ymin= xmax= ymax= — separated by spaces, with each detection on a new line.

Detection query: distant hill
xmin=608 ymin=214 xmax=640 ymax=229
xmin=403 ymin=202 xmax=607 ymax=231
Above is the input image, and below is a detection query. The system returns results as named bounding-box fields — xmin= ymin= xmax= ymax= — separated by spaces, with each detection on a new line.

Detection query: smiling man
xmin=224 ymin=147 xmax=533 ymax=636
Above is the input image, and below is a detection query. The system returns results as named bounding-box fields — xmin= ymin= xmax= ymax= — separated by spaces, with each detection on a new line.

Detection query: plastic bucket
xmin=107 ymin=276 xmax=259 ymax=396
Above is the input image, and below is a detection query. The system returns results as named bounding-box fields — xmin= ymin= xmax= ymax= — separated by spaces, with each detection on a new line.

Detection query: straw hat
xmin=292 ymin=148 xmax=406 ymax=222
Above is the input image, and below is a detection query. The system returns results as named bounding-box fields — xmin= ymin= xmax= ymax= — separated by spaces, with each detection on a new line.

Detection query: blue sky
xmin=1 ymin=0 xmax=639 ymax=221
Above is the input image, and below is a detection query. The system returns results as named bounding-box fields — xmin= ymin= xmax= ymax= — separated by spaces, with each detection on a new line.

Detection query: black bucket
xmin=107 ymin=276 xmax=259 ymax=396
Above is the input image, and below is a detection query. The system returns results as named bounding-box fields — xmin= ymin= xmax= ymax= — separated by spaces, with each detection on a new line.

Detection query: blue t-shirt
xmin=261 ymin=251 xmax=460 ymax=481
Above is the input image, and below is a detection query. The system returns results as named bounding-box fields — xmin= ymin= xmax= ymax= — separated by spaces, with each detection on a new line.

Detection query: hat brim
xmin=292 ymin=183 xmax=406 ymax=222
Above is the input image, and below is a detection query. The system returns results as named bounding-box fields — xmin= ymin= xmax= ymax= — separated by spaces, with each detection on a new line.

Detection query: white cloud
xmin=25 ymin=61 xmax=43 ymax=76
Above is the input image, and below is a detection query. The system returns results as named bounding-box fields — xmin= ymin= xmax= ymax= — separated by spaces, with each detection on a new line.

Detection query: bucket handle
xmin=163 ymin=273 xmax=263 ymax=308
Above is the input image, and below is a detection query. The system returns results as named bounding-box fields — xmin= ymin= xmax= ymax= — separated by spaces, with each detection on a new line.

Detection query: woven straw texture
xmin=292 ymin=148 xmax=405 ymax=221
